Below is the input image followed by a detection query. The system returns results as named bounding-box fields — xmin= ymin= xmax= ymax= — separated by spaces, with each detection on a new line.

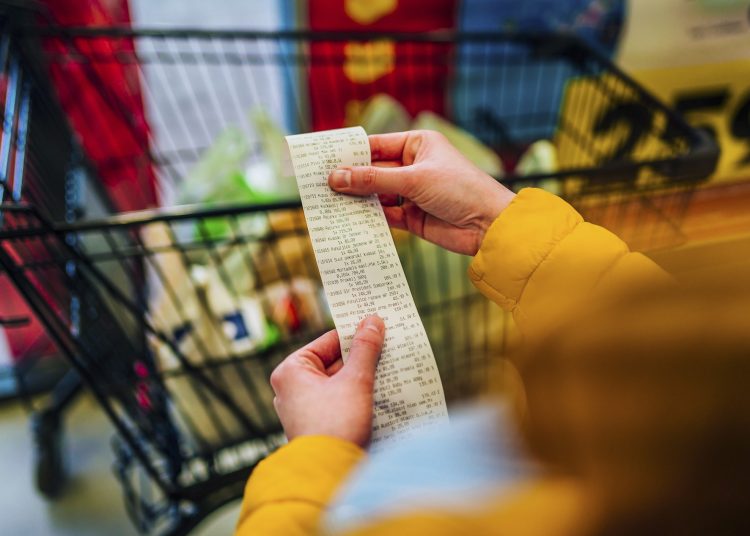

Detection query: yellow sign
xmin=611 ymin=0 xmax=750 ymax=184
xmin=343 ymin=40 xmax=395 ymax=84
xmin=345 ymin=0 xmax=398 ymax=25
xmin=630 ymin=59 xmax=750 ymax=184
xmin=555 ymin=58 xmax=750 ymax=185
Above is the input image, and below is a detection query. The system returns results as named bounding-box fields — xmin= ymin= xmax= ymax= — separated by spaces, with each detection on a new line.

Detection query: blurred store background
xmin=0 ymin=0 xmax=748 ymax=534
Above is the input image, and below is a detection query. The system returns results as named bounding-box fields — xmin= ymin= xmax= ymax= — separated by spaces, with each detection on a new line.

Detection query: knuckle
xmin=349 ymin=369 xmax=374 ymax=388
xmin=401 ymin=173 xmax=417 ymax=194
xmin=362 ymin=166 xmax=378 ymax=189
xmin=427 ymin=129 xmax=446 ymax=143
xmin=369 ymin=138 xmax=380 ymax=160
xmin=419 ymin=129 xmax=447 ymax=148
xmin=351 ymin=333 xmax=383 ymax=355
xmin=269 ymin=364 xmax=285 ymax=392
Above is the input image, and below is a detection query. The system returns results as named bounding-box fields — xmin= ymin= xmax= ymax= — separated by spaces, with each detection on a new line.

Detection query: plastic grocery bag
xmin=353 ymin=93 xmax=411 ymax=134
xmin=412 ymin=110 xmax=505 ymax=177
xmin=513 ymin=140 xmax=562 ymax=194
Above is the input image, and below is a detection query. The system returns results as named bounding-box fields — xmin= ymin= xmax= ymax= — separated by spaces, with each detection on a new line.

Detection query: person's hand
xmin=328 ymin=130 xmax=516 ymax=256
xmin=270 ymin=315 xmax=385 ymax=448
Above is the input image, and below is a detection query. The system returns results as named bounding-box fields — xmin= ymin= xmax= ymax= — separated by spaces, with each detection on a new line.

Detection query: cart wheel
xmin=31 ymin=410 xmax=67 ymax=499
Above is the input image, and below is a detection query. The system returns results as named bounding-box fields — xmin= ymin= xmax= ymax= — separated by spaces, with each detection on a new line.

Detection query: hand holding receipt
xmin=285 ymin=127 xmax=448 ymax=445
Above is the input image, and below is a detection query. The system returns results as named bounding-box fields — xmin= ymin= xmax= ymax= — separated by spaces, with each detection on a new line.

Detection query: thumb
xmin=328 ymin=166 xmax=412 ymax=197
xmin=341 ymin=315 xmax=385 ymax=384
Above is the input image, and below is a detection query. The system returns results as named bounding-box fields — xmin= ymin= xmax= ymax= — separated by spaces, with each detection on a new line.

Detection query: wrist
xmin=289 ymin=434 xmax=366 ymax=453
xmin=290 ymin=430 xmax=370 ymax=449
xmin=476 ymin=183 xmax=515 ymax=250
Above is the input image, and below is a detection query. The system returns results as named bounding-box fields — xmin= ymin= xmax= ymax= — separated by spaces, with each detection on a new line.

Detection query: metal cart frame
xmin=0 ymin=8 xmax=718 ymax=533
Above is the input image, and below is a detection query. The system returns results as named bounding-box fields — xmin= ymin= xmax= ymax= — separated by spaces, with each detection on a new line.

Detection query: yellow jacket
xmin=234 ymin=188 xmax=672 ymax=536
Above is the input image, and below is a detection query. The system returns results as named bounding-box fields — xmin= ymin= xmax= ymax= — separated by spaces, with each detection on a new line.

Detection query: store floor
xmin=0 ymin=396 xmax=240 ymax=535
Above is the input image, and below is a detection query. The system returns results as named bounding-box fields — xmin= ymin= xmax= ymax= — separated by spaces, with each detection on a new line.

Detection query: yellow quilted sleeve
xmin=235 ymin=435 xmax=365 ymax=536
xmin=468 ymin=188 xmax=670 ymax=338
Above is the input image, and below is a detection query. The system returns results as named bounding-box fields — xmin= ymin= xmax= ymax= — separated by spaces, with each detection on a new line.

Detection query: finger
xmin=270 ymin=329 xmax=341 ymax=394
xmin=345 ymin=158 xmax=401 ymax=207
xmin=378 ymin=193 xmax=400 ymax=206
xmin=382 ymin=205 xmax=408 ymax=230
xmin=325 ymin=358 xmax=344 ymax=376
xmin=340 ymin=315 xmax=385 ymax=385
xmin=383 ymin=202 xmax=426 ymax=237
xmin=328 ymin=165 xmax=413 ymax=197
xmin=373 ymin=160 xmax=402 ymax=168
xmin=369 ymin=132 xmax=411 ymax=161
xmin=298 ymin=329 xmax=342 ymax=368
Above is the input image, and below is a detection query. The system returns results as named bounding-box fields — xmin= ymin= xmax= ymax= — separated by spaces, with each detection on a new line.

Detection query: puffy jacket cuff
xmin=468 ymin=188 xmax=583 ymax=310
xmin=239 ymin=436 xmax=365 ymax=519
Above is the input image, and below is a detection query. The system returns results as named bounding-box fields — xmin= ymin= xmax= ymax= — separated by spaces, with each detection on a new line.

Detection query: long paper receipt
xmin=286 ymin=127 xmax=448 ymax=444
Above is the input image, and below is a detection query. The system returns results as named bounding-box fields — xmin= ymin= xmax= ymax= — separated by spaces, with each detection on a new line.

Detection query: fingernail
xmin=361 ymin=315 xmax=383 ymax=334
xmin=330 ymin=169 xmax=351 ymax=189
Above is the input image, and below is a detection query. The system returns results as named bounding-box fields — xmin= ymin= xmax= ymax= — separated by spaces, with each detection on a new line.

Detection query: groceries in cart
xmin=512 ymin=140 xmax=562 ymax=194
xmin=351 ymin=93 xmax=505 ymax=177
xmin=142 ymin=216 xmax=328 ymax=447
xmin=349 ymin=93 xmax=561 ymax=188
xmin=177 ymin=110 xmax=296 ymax=204
xmin=141 ymin=119 xmax=330 ymax=446
xmin=0 ymin=14 xmax=718 ymax=534
xmin=353 ymin=93 xmax=411 ymax=135
xmin=246 ymin=109 xmax=300 ymax=201
xmin=412 ymin=110 xmax=506 ymax=177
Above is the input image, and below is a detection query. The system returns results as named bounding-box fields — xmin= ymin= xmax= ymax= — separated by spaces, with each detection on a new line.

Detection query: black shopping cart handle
xmin=0 ymin=315 xmax=31 ymax=327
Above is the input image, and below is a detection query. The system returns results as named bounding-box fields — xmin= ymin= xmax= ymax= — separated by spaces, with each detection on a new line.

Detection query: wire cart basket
xmin=0 ymin=9 xmax=717 ymax=536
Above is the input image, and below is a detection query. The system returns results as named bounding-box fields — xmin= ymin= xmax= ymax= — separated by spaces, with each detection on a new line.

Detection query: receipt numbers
xmin=286 ymin=127 xmax=448 ymax=444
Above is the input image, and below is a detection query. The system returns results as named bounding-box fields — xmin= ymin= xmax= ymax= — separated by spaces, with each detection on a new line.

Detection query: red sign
xmin=307 ymin=0 xmax=457 ymax=130
xmin=41 ymin=0 xmax=158 ymax=211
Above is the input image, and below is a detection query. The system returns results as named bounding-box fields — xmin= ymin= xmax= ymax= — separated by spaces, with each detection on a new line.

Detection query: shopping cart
xmin=0 ymin=10 xmax=717 ymax=536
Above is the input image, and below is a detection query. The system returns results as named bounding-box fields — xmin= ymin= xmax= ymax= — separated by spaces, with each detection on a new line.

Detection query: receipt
xmin=286 ymin=127 xmax=448 ymax=444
